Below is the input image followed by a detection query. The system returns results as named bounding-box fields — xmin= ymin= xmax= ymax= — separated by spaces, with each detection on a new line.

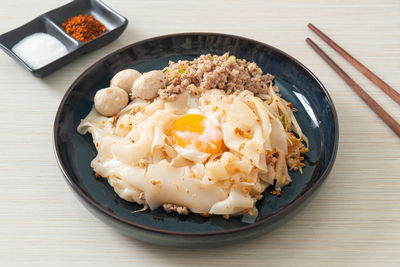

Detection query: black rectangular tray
xmin=0 ymin=0 xmax=128 ymax=77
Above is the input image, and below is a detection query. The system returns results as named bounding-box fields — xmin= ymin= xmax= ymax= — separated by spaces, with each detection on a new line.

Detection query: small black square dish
xmin=0 ymin=0 xmax=128 ymax=77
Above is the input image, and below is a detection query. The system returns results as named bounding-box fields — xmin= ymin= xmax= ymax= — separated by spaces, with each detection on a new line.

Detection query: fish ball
xmin=94 ymin=87 xmax=129 ymax=116
xmin=131 ymin=70 xmax=166 ymax=100
xmin=110 ymin=69 xmax=141 ymax=93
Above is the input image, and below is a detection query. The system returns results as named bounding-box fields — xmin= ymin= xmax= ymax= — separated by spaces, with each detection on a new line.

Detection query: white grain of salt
xmin=12 ymin=32 xmax=68 ymax=70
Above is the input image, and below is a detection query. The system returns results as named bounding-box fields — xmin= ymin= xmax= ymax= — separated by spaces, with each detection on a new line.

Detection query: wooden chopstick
xmin=306 ymin=38 xmax=400 ymax=137
xmin=308 ymin=23 xmax=400 ymax=105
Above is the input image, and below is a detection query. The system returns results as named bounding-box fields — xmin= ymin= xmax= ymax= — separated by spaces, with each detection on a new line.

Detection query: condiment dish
xmin=0 ymin=0 xmax=128 ymax=77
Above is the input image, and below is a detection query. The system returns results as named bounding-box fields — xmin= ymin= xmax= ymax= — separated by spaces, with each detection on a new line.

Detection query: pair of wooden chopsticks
xmin=306 ymin=23 xmax=400 ymax=137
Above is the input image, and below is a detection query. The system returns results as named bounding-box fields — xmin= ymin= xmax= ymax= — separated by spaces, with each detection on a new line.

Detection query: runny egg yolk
xmin=167 ymin=114 xmax=223 ymax=155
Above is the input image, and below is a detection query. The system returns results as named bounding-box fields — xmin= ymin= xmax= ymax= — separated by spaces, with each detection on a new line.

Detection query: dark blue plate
xmin=0 ymin=0 xmax=128 ymax=77
xmin=53 ymin=33 xmax=339 ymax=247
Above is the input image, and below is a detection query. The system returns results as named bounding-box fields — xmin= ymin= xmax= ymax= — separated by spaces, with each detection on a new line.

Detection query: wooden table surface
xmin=1 ymin=0 xmax=399 ymax=266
